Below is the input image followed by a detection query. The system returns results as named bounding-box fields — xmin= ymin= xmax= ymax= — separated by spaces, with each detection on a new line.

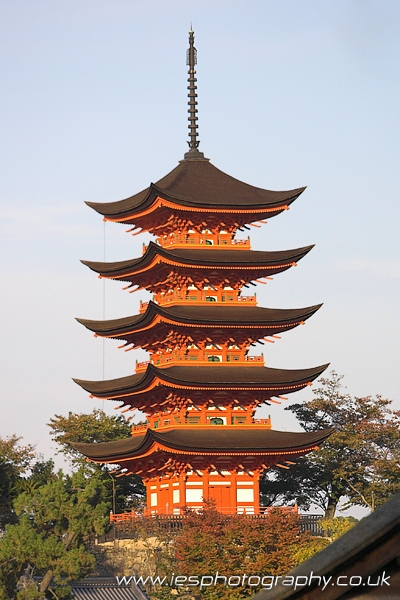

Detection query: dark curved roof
xmin=71 ymin=579 xmax=139 ymax=600
xmin=81 ymin=242 xmax=313 ymax=278
xmin=72 ymin=427 xmax=334 ymax=461
xmin=77 ymin=302 xmax=322 ymax=336
xmin=86 ymin=159 xmax=305 ymax=219
xmin=74 ymin=363 xmax=329 ymax=398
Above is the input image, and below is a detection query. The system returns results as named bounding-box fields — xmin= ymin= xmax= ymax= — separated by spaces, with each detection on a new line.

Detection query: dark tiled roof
xmin=73 ymin=363 xmax=329 ymax=397
xmin=76 ymin=302 xmax=322 ymax=335
xmin=81 ymin=243 xmax=313 ymax=278
xmin=71 ymin=586 xmax=138 ymax=599
xmin=86 ymin=159 xmax=305 ymax=218
xmin=72 ymin=427 xmax=334 ymax=461
xmin=70 ymin=577 xmax=148 ymax=599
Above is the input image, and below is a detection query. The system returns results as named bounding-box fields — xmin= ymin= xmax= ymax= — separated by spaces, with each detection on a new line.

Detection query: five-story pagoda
xmin=73 ymin=30 xmax=332 ymax=516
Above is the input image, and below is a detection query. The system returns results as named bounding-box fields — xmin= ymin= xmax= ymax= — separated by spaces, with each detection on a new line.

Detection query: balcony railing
xmin=135 ymin=354 xmax=264 ymax=372
xmin=109 ymin=505 xmax=302 ymax=522
xmin=152 ymin=293 xmax=257 ymax=305
xmin=131 ymin=423 xmax=149 ymax=433
xmin=253 ymin=418 xmax=272 ymax=426
xmin=139 ymin=301 xmax=149 ymax=313
xmin=155 ymin=234 xmax=251 ymax=249
xmin=102 ymin=513 xmax=323 ymax=539
xmin=131 ymin=416 xmax=271 ymax=435
xmin=109 ymin=509 xmax=285 ymax=522
xmin=135 ymin=360 xmax=150 ymax=371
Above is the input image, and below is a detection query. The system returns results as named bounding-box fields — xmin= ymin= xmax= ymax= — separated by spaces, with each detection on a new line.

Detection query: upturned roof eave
xmin=75 ymin=302 xmax=323 ymax=336
xmin=71 ymin=427 xmax=335 ymax=462
xmin=80 ymin=242 xmax=315 ymax=277
xmin=73 ymin=363 xmax=330 ymax=397
xmin=84 ymin=162 xmax=306 ymax=219
xmin=148 ymin=427 xmax=335 ymax=455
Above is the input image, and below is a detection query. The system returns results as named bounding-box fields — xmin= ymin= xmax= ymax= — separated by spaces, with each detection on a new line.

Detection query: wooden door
xmin=208 ymin=485 xmax=231 ymax=514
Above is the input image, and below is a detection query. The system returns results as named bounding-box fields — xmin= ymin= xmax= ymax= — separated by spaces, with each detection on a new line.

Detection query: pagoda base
xmin=144 ymin=469 xmax=260 ymax=516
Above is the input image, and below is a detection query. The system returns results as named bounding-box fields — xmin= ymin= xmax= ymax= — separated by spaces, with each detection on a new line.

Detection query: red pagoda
xmin=73 ymin=30 xmax=332 ymax=516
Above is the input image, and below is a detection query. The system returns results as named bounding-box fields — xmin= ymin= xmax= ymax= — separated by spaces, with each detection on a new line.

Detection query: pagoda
xmin=73 ymin=30 xmax=332 ymax=516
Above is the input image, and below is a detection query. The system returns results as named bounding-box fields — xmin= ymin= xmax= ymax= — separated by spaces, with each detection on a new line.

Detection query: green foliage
xmin=14 ymin=469 xmax=109 ymax=540
xmin=28 ymin=458 xmax=56 ymax=487
xmin=293 ymin=516 xmax=357 ymax=564
xmin=0 ymin=436 xmax=36 ymax=474
xmin=294 ymin=536 xmax=330 ymax=564
xmin=48 ymin=409 xmax=145 ymax=512
xmin=48 ymin=409 xmax=133 ymax=465
xmin=16 ymin=582 xmax=45 ymax=600
xmin=0 ymin=436 xmax=38 ymax=528
xmin=320 ymin=516 xmax=357 ymax=541
xmin=18 ymin=459 xmax=56 ymax=497
xmin=261 ymin=372 xmax=400 ymax=517
xmin=0 ymin=469 xmax=109 ymax=599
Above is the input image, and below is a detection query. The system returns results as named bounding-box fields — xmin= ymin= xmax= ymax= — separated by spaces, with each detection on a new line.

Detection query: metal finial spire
xmin=184 ymin=29 xmax=204 ymax=159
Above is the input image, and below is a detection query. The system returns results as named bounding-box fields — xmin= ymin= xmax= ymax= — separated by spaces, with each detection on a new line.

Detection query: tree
xmin=0 ymin=436 xmax=56 ymax=530
xmin=0 ymin=469 xmax=109 ymax=599
xmin=170 ymin=501 xmax=306 ymax=599
xmin=260 ymin=372 xmax=400 ymax=517
xmin=48 ymin=409 xmax=145 ymax=512
xmin=48 ymin=409 xmax=134 ymax=465
xmin=319 ymin=516 xmax=357 ymax=541
xmin=0 ymin=435 xmax=37 ymax=528
xmin=27 ymin=458 xmax=56 ymax=488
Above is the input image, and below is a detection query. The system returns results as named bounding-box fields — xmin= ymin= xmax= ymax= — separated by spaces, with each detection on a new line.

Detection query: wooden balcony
xmin=155 ymin=233 xmax=251 ymax=250
xmin=139 ymin=300 xmax=149 ymax=313
xmin=135 ymin=354 xmax=264 ymax=372
xmin=237 ymin=295 xmax=257 ymax=304
xmin=154 ymin=292 xmax=257 ymax=306
xmin=110 ymin=504 xmax=301 ymax=522
xmin=131 ymin=417 xmax=271 ymax=436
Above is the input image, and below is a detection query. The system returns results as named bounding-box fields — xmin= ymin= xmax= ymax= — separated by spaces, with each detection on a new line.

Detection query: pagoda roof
xmin=77 ymin=302 xmax=322 ymax=339
xmin=82 ymin=242 xmax=313 ymax=284
xmin=74 ymin=363 xmax=329 ymax=400
xmin=71 ymin=427 xmax=334 ymax=462
xmin=86 ymin=159 xmax=305 ymax=221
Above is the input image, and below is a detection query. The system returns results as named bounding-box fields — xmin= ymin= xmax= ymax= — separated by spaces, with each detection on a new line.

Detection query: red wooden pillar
xmin=179 ymin=472 xmax=186 ymax=513
xmin=202 ymin=469 xmax=209 ymax=506
xmin=253 ymin=470 xmax=260 ymax=514
xmin=230 ymin=470 xmax=237 ymax=514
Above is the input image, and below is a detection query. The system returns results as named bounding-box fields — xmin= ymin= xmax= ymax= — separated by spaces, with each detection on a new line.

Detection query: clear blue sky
xmin=1 ymin=1 xmax=399 ymax=508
